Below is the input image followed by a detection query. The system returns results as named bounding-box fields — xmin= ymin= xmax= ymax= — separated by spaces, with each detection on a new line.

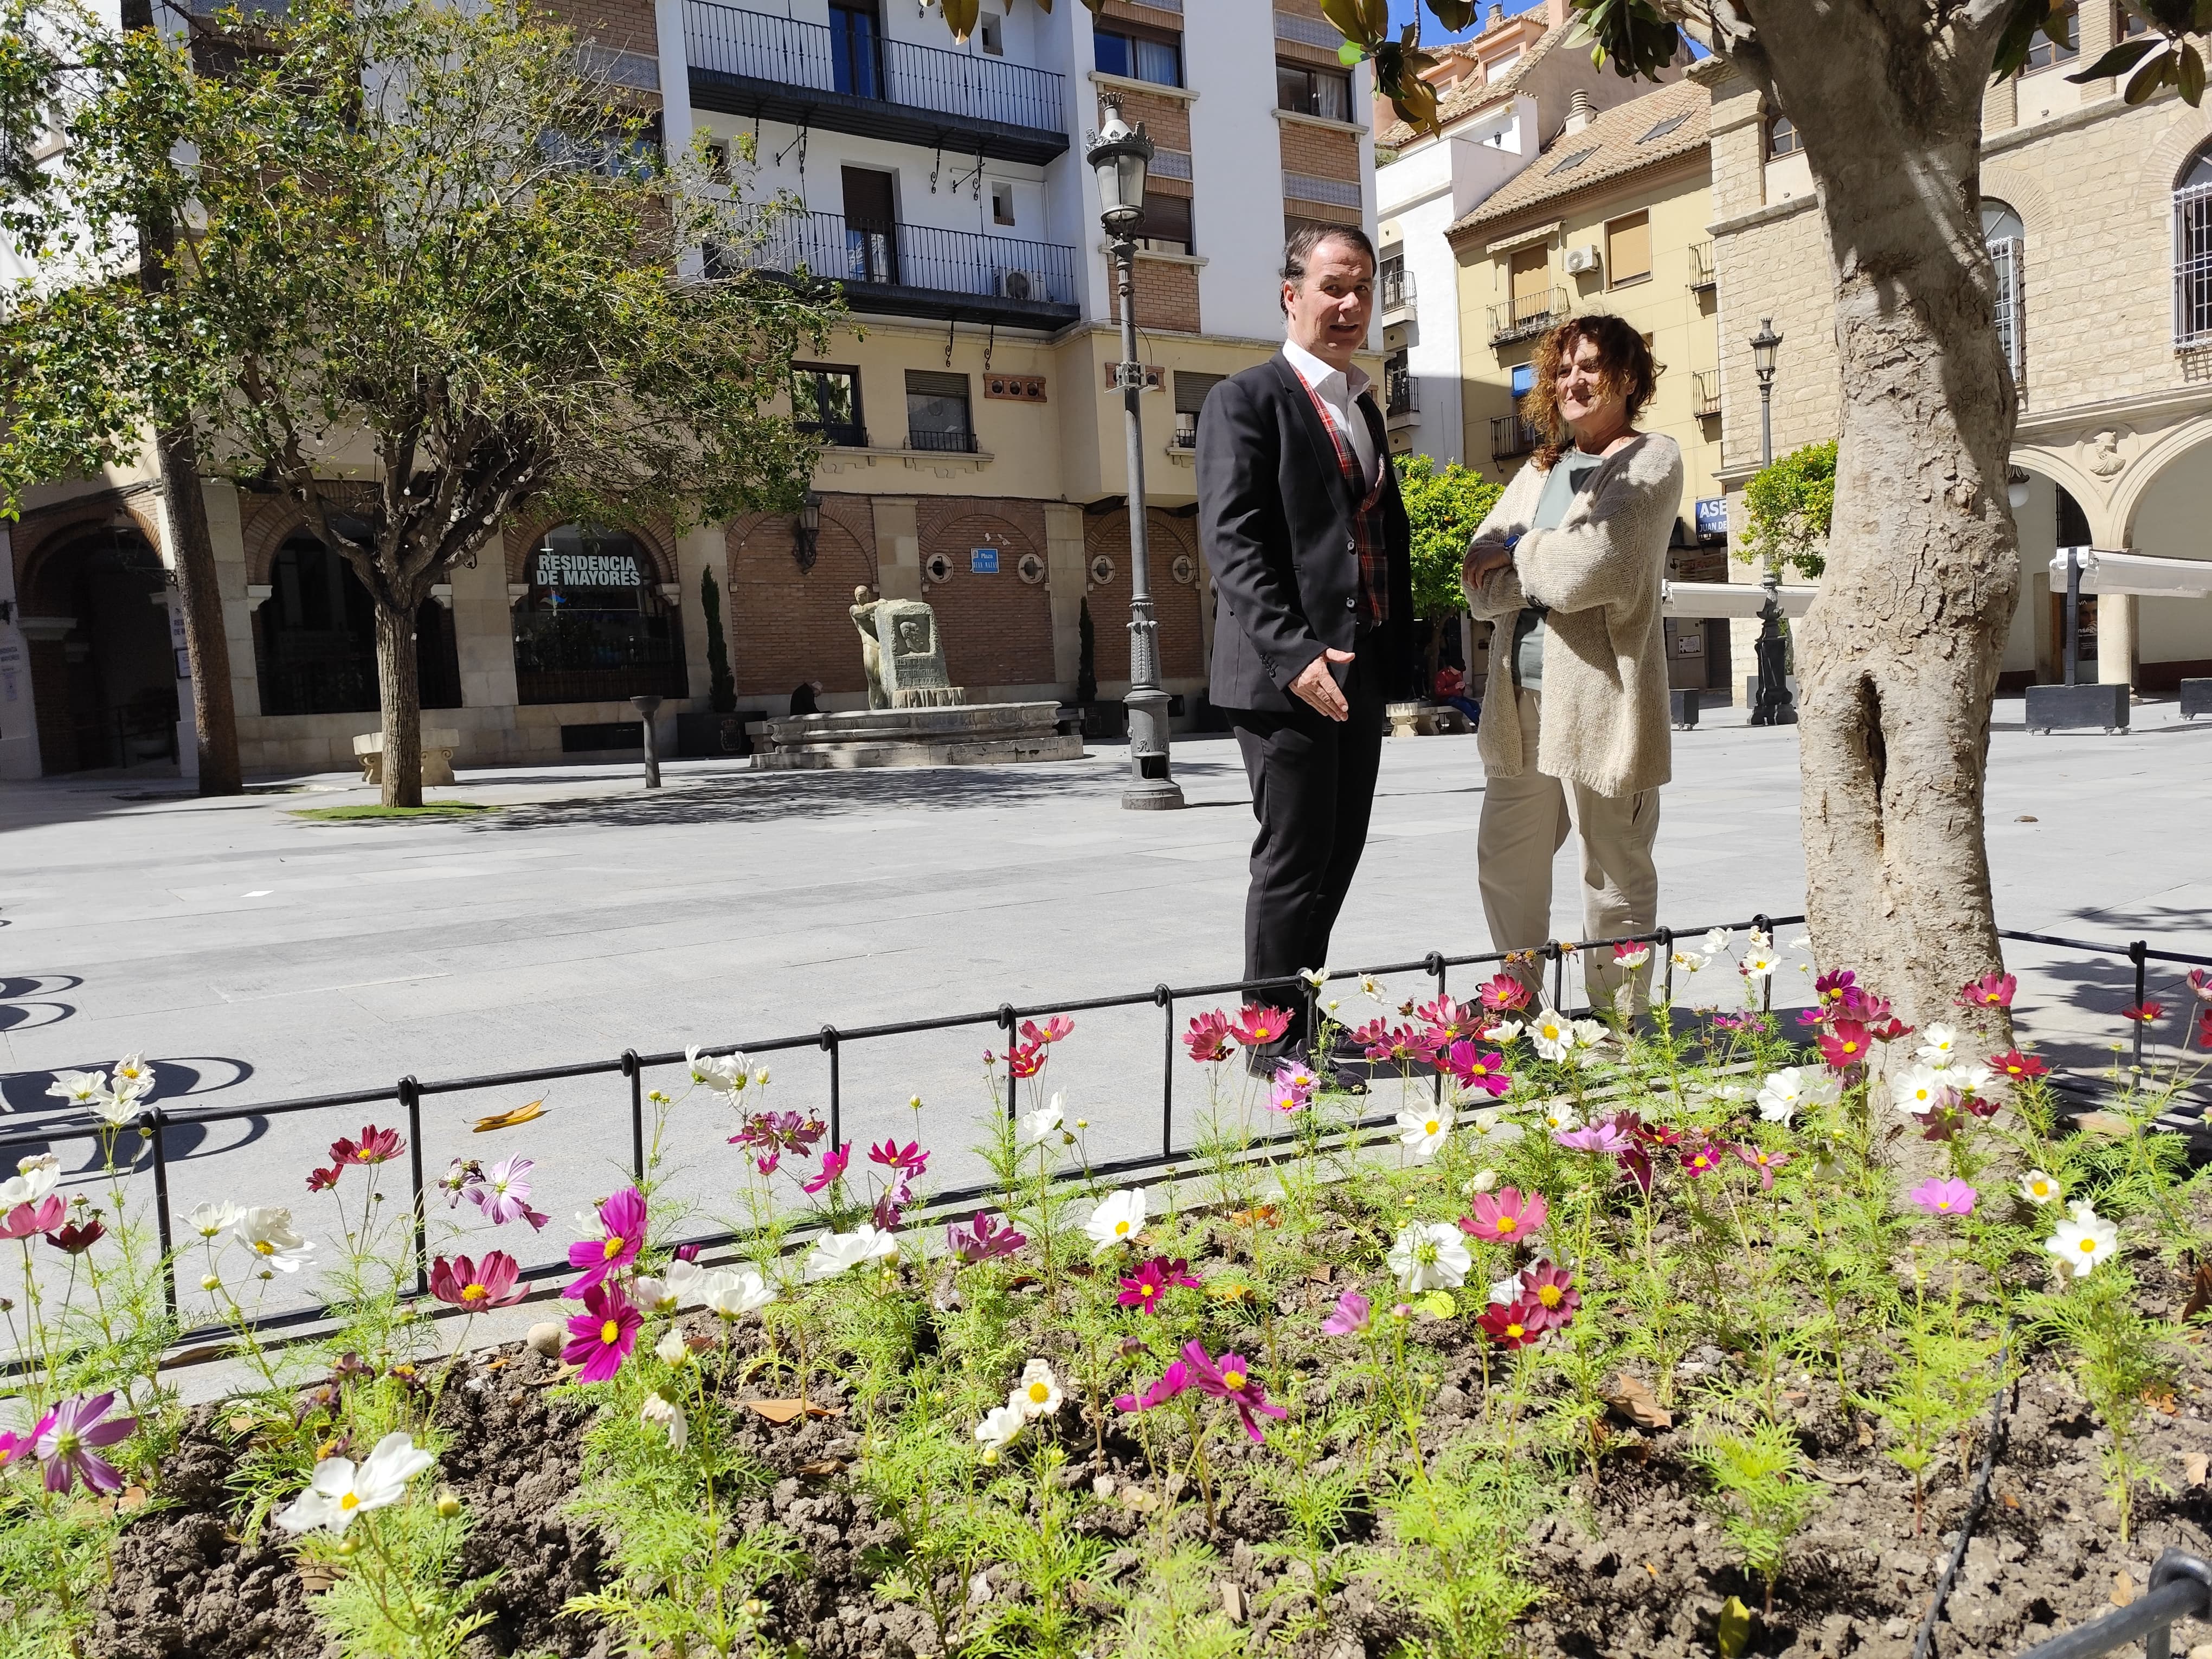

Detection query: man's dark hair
xmin=1280 ymin=223 xmax=1378 ymax=312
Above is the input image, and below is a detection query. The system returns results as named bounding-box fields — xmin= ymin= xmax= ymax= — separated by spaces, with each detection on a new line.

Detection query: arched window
xmin=1765 ymin=114 xmax=1801 ymax=159
xmin=511 ymin=525 xmax=685 ymax=705
xmin=1982 ymin=200 xmax=2025 ymax=382
xmin=2182 ymin=146 xmax=2212 ymax=348
xmin=253 ymin=526 xmax=461 ymax=716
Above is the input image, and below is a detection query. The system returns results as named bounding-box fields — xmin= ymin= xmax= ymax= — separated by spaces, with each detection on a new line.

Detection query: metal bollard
xmin=630 ymin=695 xmax=663 ymax=788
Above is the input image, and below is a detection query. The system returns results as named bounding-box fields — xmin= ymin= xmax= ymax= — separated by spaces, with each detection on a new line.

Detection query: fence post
xmin=1548 ymin=942 xmax=1565 ymax=1013
xmin=1657 ymin=926 xmax=1675 ymax=1006
xmin=2132 ymin=938 xmax=2150 ymax=1073
xmin=400 ymin=1076 xmax=428 ymax=1298
xmin=1156 ymin=985 xmax=1174 ymax=1160
xmin=821 ymin=1027 xmax=841 ymax=1149
xmin=1754 ymin=914 xmax=1774 ymax=1014
xmin=146 ymin=1107 xmax=177 ymax=1322
xmin=999 ymin=1005 xmax=1019 ymax=1121
xmin=622 ymin=1050 xmax=645 ymax=1181
xmin=1426 ymin=952 xmax=1448 ymax=1104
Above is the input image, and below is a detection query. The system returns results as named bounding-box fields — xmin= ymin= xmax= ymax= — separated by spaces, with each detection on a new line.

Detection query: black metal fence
xmin=7 ymin=911 xmax=2209 ymax=1361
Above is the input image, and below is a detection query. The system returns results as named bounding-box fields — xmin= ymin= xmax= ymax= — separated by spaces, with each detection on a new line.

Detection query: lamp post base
xmin=1121 ymin=774 xmax=1187 ymax=811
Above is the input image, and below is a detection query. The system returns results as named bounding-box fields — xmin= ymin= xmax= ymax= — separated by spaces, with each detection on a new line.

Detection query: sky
xmin=1385 ymin=0 xmax=1546 ymax=49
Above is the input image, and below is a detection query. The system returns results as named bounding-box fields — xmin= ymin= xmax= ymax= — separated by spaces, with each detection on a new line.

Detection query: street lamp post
xmin=1085 ymin=96 xmax=1184 ymax=811
xmin=1747 ymin=317 xmax=1796 ymax=728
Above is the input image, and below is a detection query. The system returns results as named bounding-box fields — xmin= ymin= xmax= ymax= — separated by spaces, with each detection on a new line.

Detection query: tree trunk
xmin=153 ymin=426 xmax=244 ymax=796
xmin=374 ymin=601 xmax=423 ymax=808
xmin=1741 ymin=9 xmax=2021 ymax=1051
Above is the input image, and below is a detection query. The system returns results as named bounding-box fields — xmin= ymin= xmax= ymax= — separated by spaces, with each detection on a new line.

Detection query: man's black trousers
xmin=1226 ymin=641 xmax=1386 ymax=1061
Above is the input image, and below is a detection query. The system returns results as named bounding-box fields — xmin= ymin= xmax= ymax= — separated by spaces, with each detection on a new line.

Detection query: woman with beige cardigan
xmin=1461 ymin=314 xmax=1684 ymax=1012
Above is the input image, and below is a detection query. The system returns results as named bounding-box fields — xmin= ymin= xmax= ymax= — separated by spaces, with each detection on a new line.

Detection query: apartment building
xmin=0 ymin=0 xmax=1380 ymax=777
xmin=1708 ymin=3 xmax=2212 ymax=694
xmin=1447 ymin=75 xmax=1731 ymax=695
xmin=1371 ymin=0 xmax=1687 ymax=470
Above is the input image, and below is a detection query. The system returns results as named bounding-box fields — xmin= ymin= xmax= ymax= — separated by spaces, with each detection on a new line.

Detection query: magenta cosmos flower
xmin=1180 ymin=1340 xmax=1287 ymax=1443
xmin=1020 ymin=1015 xmax=1075 ymax=1045
xmin=869 ymin=1139 xmax=929 ymax=1176
xmin=1555 ymin=1119 xmax=1632 ymax=1155
xmin=468 ymin=1156 xmax=551 ymax=1230
xmin=1228 ymin=1005 xmax=1294 ymax=1049
xmin=1911 ymin=1177 xmax=1978 ymax=1218
xmin=563 ymin=1281 xmax=642 ymax=1382
xmin=1680 ymin=1142 xmax=1728 ymax=1180
xmin=332 ymin=1124 xmax=404 ymax=1167
xmin=1520 ymin=1263 xmax=1580 ymax=1332
xmin=1117 ymin=1256 xmax=1200 ymax=1314
xmin=567 ymin=1186 xmax=646 ymax=1294
xmin=429 ymin=1251 xmax=524 ymax=1310
xmin=803 ymin=1143 xmax=850 ymax=1195
xmin=33 ymin=1392 xmax=136 ymax=1494
xmin=947 ymin=1210 xmax=1026 ymax=1263
xmin=1112 ymin=1360 xmax=1190 ymax=1414
xmin=1320 ymin=1289 xmax=1371 ymax=1337
xmin=1183 ymin=1010 xmax=1233 ymax=1063
xmin=1440 ymin=1040 xmax=1510 ymax=1098
xmin=1 ymin=1196 xmax=64 ymax=1241
xmin=1458 ymin=1185 xmax=1547 ymax=1243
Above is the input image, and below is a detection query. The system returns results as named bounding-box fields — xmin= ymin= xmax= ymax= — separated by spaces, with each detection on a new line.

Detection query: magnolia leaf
xmin=1338 ymin=39 xmax=1366 ymax=64
xmin=1320 ymin=0 xmax=1375 ymax=48
xmin=1428 ymin=0 xmax=1476 ymax=28
xmin=2125 ymin=49 xmax=2171 ymax=101
xmin=2067 ymin=36 xmax=2159 ymax=81
xmin=2197 ymin=0 xmax=2212 ymax=33
xmin=2180 ymin=41 xmax=2205 ymax=104
xmin=1360 ymin=0 xmax=1391 ymax=43
xmin=1990 ymin=0 xmax=2053 ymax=81
xmin=941 ymin=0 xmax=980 ymax=43
xmin=2043 ymin=0 xmax=2075 ymax=50
xmin=472 ymin=1097 xmax=546 ymax=1133
xmin=1716 ymin=1595 xmax=1753 ymax=1659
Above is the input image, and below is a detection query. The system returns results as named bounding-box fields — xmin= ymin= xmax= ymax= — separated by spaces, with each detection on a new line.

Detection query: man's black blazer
xmin=1195 ymin=353 xmax=1414 ymax=715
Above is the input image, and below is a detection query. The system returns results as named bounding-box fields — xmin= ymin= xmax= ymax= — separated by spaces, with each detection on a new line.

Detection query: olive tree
xmin=3 ymin=0 xmax=834 ymax=804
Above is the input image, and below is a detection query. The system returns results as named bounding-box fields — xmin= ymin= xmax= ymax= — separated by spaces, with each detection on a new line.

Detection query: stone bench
xmin=352 ymin=728 xmax=460 ymax=787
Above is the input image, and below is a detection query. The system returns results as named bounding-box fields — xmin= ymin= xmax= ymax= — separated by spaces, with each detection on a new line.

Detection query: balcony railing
xmin=799 ymin=421 xmax=870 ymax=449
xmin=1687 ymin=240 xmax=1715 ymax=291
xmin=1489 ymin=286 xmax=1568 ymax=344
xmin=1380 ymin=265 xmax=1415 ymax=314
xmin=737 ymin=209 xmax=1080 ymax=321
xmin=907 ymin=427 xmax=980 ymax=454
xmin=685 ymin=2 xmax=1065 ymax=140
xmin=1989 ymin=235 xmax=2024 ymax=382
xmin=1385 ymin=370 xmax=1418 ymax=419
xmin=1692 ymin=369 xmax=1720 ymax=418
xmin=2182 ymin=182 xmax=2212 ymax=348
xmin=1489 ymin=414 xmax=1541 ymax=460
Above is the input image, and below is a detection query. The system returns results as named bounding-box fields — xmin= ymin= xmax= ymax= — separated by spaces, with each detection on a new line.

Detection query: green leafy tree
xmin=1740 ymin=439 xmax=1836 ymax=581
xmin=1395 ymin=453 xmax=1502 ymax=691
xmin=3 ymin=0 xmax=834 ymax=804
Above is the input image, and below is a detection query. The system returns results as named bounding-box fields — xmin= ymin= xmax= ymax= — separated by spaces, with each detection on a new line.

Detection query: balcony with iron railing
xmin=1385 ymin=370 xmax=1418 ymax=425
xmin=728 ymin=209 xmax=1081 ymax=328
xmin=1489 ymin=286 xmax=1568 ymax=345
xmin=685 ymin=2 xmax=1069 ymax=165
xmin=1692 ymin=369 xmax=1720 ymax=418
xmin=1688 ymin=240 xmax=1715 ymax=292
xmin=1489 ymin=413 xmax=1542 ymax=460
xmin=1380 ymin=264 xmax=1415 ymax=318
xmin=906 ymin=427 xmax=981 ymax=454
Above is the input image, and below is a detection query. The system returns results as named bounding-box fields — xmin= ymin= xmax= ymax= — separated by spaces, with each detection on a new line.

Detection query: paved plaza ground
xmin=3 ymin=691 xmax=2211 ymax=1326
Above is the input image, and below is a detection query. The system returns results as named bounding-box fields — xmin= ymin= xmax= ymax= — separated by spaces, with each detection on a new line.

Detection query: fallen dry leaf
xmin=2182 ymin=1263 xmax=2212 ymax=1324
xmin=2184 ymin=1451 xmax=2209 ymax=1488
xmin=1857 ymin=1420 xmax=1876 ymax=1450
xmin=1207 ymin=1282 xmax=1253 ymax=1304
xmin=1118 ymin=1484 xmax=1161 ymax=1513
xmin=2145 ymin=1385 xmax=2181 ymax=1416
xmin=1305 ymin=1264 xmax=1335 ymax=1285
xmin=1219 ymin=1582 xmax=1248 ymax=1624
xmin=797 ymin=1457 xmax=846 ymax=1477
xmin=472 ymin=1098 xmax=548 ymax=1134
xmin=1781 ymin=1390 xmax=1809 ymax=1405
xmin=1231 ymin=1205 xmax=1281 ymax=1229
xmin=298 ymin=1566 xmax=339 ymax=1593
xmin=2001 ymin=1491 xmax=2021 ymax=1509
xmin=1603 ymin=1373 xmax=1673 ymax=1430
xmin=227 ymin=1413 xmax=255 ymax=1436
xmin=2113 ymin=1571 xmax=2137 ymax=1607
xmin=480 ymin=1356 xmax=507 ymax=1373
xmin=744 ymin=1399 xmax=846 ymax=1425
xmin=2076 ymin=1111 xmax=2133 ymax=1139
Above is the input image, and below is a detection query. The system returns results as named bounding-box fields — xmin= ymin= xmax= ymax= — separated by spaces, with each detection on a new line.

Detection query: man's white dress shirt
xmin=1281 ymin=338 xmax=1378 ymax=491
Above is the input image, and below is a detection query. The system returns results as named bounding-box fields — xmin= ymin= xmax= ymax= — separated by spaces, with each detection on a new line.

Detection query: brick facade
xmin=1079 ymin=507 xmax=1207 ymax=684
xmin=726 ymin=496 xmax=883 ymax=699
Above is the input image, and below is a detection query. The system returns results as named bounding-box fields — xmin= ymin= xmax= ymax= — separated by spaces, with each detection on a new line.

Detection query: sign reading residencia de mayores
xmin=533 ymin=548 xmax=645 ymax=588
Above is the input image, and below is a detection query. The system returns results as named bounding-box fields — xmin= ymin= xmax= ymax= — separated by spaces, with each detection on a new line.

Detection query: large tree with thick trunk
xmin=1294 ymin=0 xmax=2209 ymax=1042
xmin=3 ymin=0 xmax=835 ymax=805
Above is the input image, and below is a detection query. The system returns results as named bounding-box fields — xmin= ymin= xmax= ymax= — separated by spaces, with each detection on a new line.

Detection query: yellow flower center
xmin=1223 ymin=1369 xmax=1246 ymax=1390
xmin=1843 ymin=1041 xmax=1859 ymax=1054
xmin=1538 ymin=1285 xmax=1562 ymax=1307
xmin=1115 ymin=1220 xmax=1130 ymax=1236
xmin=602 ymin=1234 xmax=625 ymax=1261
xmin=253 ymin=1240 xmax=274 ymax=1255
xmin=1140 ymin=1284 xmax=1155 ymax=1297
xmin=1506 ymin=1322 xmax=1524 ymax=1339
xmin=462 ymin=1284 xmax=487 ymax=1303
xmin=1496 ymin=1216 xmax=1517 ymax=1233
xmin=2032 ymin=1181 xmax=2049 ymax=1197
xmin=340 ymin=1493 xmax=358 ymax=1510
xmin=2080 ymin=1238 xmax=2097 ymax=1253
xmin=1425 ymin=1120 xmax=1441 ymax=1135
xmin=1028 ymin=1382 xmax=1050 ymax=1403
xmin=601 ymin=1319 xmax=621 ymax=1344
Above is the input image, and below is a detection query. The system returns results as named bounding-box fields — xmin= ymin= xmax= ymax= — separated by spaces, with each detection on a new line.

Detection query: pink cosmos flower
xmin=868 ymin=1139 xmax=928 ymax=1176
xmin=1354 ymin=1018 xmax=1426 ymax=1064
xmin=1020 ymin=1015 xmax=1075 ymax=1045
xmin=1911 ymin=1177 xmax=1977 ymax=1218
xmin=1111 ymin=1360 xmax=1190 ymax=1414
xmin=44 ymin=1217 xmax=105 ymax=1255
xmin=1477 ymin=1298 xmax=1542 ymax=1348
xmin=803 ymin=1143 xmax=850 ymax=1195
xmin=1818 ymin=1021 xmax=1872 ymax=1070
xmin=1680 ymin=1142 xmax=1727 ymax=1180
xmin=562 ymin=1281 xmax=641 ymax=1383
xmin=1414 ymin=994 xmax=1480 ymax=1048
xmin=1320 ymin=1289 xmax=1371 ymax=1337
xmin=1555 ymin=1120 xmax=1632 ymax=1155
xmin=565 ymin=1186 xmax=646 ymax=1295
xmin=1990 ymin=1049 xmax=2049 ymax=1083
xmin=0 ymin=1423 xmax=36 ymax=1474
xmin=1458 ymin=1185 xmax=1547 ymax=1243
xmin=1228 ymin=1005 xmax=1294 ymax=1049
xmin=1520 ymin=1263 xmax=1580 ymax=1332
xmin=1180 ymin=1340 xmax=1287 ymax=1443
xmin=1477 ymin=974 xmax=1532 ymax=1013
xmin=1270 ymin=1062 xmax=1316 ymax=1113
xmin=1 ymin=1197 xmax=65 ymax=1241
xmin=306 ymin=1166 xmax=342 ymax=1193
xmin=2122 ymin=1001 xmax=2164 ymax=1025
xmin=468 ymin=1156 xmax=551 ymax=1230
xmin=331 ymin=1124 xmax=403 ymax=1167
xmin=2190 ymin=968 xmax=2212 ymax=1004
xmin=1183 ymin=1010 xmax=1233 ymax=1063
xmin=873 ymin=1179 xmax=914 ymax=1231
xmin=429 ymin=1251 xmax=524 ymax=1309
xmin=729 ymin=1110 xmax=827 ymax=1169
xmin=1959 ymin=972 xmax=2017 ymax=1011
xmin=33 ymin=1393 xmax=134 ymax=1495
xmin=947 ymin=1211 xmax=1026 ymax=1263
xmin=1732 ymin=1142 xmax=1792 ymax=1191
xmin=1116 ymin=1256 xmax=1199 ymax=1314
xmin=1440 ymin=1040 xmax=1511 ymax=1098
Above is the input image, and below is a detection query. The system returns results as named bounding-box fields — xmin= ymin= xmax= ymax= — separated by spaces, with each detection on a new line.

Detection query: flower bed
xmin=8 ymin=936 xmax=2212 ymax=1659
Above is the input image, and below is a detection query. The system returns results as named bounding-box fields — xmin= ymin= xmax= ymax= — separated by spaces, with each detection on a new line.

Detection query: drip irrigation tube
xmin=1913 ymin=1335 xmax=2014 ymax=1659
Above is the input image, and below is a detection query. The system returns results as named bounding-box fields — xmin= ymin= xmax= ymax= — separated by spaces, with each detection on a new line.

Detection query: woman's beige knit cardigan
xmin=1461 ymin=432 xmax=1685 ymax=799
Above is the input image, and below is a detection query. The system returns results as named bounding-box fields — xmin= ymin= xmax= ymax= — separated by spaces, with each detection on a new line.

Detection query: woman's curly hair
xmin=1522 ymin=314 xmax=1660 ymax=470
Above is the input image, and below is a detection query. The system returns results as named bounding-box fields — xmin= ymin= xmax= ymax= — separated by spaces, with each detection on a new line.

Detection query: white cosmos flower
xmin=1489 ymin=1268 xmax=1527 ymax=1305
xmin=1894 ymin=1065 xmax=1948 ymax=1115
xmin=186 ymin=1200 xmax=244 ymax=1239
xmin=1529 ymin=1008 xmax=1572 ymax=1062
xmin=1020 ymin=1095 xmax=1064 ymax=1147
xmin=1300 ymin=966 xmax=1329 ymax=989
xmin=1396 ymin=1104 xmax=1454 ymax=1160
xmin=236 ymin=1206 xmax=315 ymax=1272
xmin=1757 ymin=1068 xmax=1811 ymax=1124
xmin=632 ymin=1275 xmax=677 ymax=1315
xmin=1569 ymin=1018 xmax=1607 ymax=1051
xmin=1465 ymin=1167 xmax=1501 ymax=1195
xmin=0 ymin=1161 xmax=61 ymax=1209
xmin=1084 ymin=1188 xmax=1149 ymax=1253
xmin=1483 ymin=1020 xmax=1524 ymax=1044
xmin=110 ymin=1053 xmax=155 ymax=1096
xmin=1538 ymin=1100 xmax=1581 ymax=1134
xmin=804 ymin=1225 xmax=898 ymax=1282
xmin=1388 ymin=1222 xmax=1471 ymax=1293
xmin=1741 ymin=948 xmax=1779 ymax=980
xmin=1953 ymin=1063 xmax=1997 ymax=1098
xmin=2018 ymin=1168 xmax=2061 ymax=1207
xmin=640 ymin=1391 xmax=687 ymax=1452
xmin=655 ymin=1328 xmax=690 ymax=1366
xmin=275 ymin=1432 xmax=435 ymax=1535
xmin=665 ymin=1258 xmax=708 ymax=1306
xmin=975 ymin=1401 xmax=1026 ymax=1452
xmin=1916 ymin=1025 xmax=1960 ymax=1066
xmin=47 ymin=1070 xmax=118 ymax=1120
xmin=683 ymin=1045 xmax=745 ymax=1094
xmin=2046 ymin=1200 xmax=2119 ymax=1277
xmin=1699 ymin=928 xmax=1731 ymax=964
xmin=1013 ymin=1359 xmax=1064 ymax=1419
xmin=1360 ymin=975 xmax=1386 ymax=998
xmin=704 ymin=1266 xmax=777 ymax=1317
xmin=1464 ymin=1107 xmax=1524 ymax=1147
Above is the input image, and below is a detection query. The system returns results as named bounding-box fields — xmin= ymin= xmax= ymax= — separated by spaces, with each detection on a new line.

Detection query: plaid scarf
xmin=1294 ymin=374 xmax=1390 ymax=628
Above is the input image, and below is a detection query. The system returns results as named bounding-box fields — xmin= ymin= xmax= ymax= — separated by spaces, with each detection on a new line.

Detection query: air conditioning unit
xmin=1564 ymin=245 xmax=1602 ymax=276
xmin=998 ymin=268 xmax=1047 ymax=301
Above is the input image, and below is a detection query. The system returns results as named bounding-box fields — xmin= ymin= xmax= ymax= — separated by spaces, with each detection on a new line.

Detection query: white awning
xmin=1661 ymin=581 xmax=1816 ymax=620
xmin=2047 ymin=548 xmax=2212 ymax=598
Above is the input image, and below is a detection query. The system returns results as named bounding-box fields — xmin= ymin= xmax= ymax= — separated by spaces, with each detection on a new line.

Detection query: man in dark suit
xmin=1197 ymin=224 xmax=1413 ymax=1074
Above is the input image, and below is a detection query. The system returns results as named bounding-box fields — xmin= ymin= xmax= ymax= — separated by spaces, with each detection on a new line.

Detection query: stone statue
xmin=850 ymin=586 xmax=887 ymax=710
xmin=874 ymin=598 xmax=965 ymax=708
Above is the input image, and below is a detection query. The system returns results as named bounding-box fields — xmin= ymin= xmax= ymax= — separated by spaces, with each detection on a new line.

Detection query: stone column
xmin=200 ymin=481 xmax=259 ymax=723
xmin=873 ymin=498 xmax=922 ymax=602
xmin=1043 ymin=501 xmax=1086 ymax=694
xmin=2098 ymin=591 xmax=2137 ymax=691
